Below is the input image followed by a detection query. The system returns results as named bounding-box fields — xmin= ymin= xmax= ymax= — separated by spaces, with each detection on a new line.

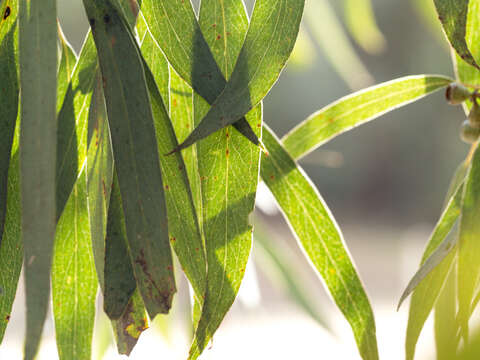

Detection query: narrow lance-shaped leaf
xmin=404 ymin=161 xmax=468 ymax=360
xmin=83 ymin=0 xmax=175 ymax=318
xmin=188 ymin=1 xmax=263 ymax=358
xmin=282 ymin=75 xmax=453 ymax=160
xmin=18 ymin=0 xmax=57 ymax=357
xmin=0 ymin=0 xmax=19 ymax=247
xmin=86 ymin=74 xmax=147 ymax=356
xmin=260 ymin=126 xmax=378 ymax=360
xmin=52 ymin=169 xmax=97 ymax=360
xmin=139 ymin=0 xmax=259 ymax=148
xmin=434 ymin=0 xmax=479 ymax=70
xmin=56 ymin=24 xmax=77 ymax=115
xmin=172 ymin=0 xmax=305 ymax=152
xmin=457 ymin=145 xmax=480 ymax=338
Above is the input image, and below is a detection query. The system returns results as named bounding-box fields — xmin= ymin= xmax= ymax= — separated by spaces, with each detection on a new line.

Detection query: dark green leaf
xmin=282 ymin=75 xmax=452 ymax=160
xmin=0 ymin=0 xmax=18 ymax=247
xmin=83 ymin=0 xmax=175 ymax=318
xmin=19 ymin=0 xmax=57 ymax=356
xmin=260 ymin=126 xmax=378 ymax=360
xmin=173 ymin=0 xmax=304 ymax=152
xmin=434 ymin=0 xmax=479 ymax=70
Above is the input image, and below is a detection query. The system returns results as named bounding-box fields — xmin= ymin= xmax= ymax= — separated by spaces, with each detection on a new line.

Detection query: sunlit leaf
xmin=404 ymin=161 xmax=468 ymax=360
xmin=434 ymin=0 xmax=479 ymax=70
xmin=260 ymin=126 xmax=378 ymax=360
xmin=188 ymin=1 xmax=263 ymax=357
xmin=282 ymin=75 xmax=452 ymax=160
xmin=172 ymin=0 xmax=304 ymax=152
xmin=56 ymin=24 xmax=77 ymax=115
xmin=434 ymin=268 xmax=457 ymax=360
xmin=83 ymin=0 xmax=175 ymax=317
xmin=18 ymin=0 xmax=57 ymax=356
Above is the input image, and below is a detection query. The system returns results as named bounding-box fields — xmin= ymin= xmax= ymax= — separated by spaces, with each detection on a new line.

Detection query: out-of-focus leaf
xmin=410 ymin=0 xmax=446 ymax=45
xmin=404 ymin=162 xmax=468 ymax=360
xmin=18 ymin=0 xmax=57 ymax=357
xmin=140 ymin=0 xmax=259 ymax=149
xmin=172 ymin=0 xmax=304 ymax=153
xmin=457 ymin=145 xmax=480 ymax=338
xmin=343 ymin=0 xmax=386 ymax=54
xmin=288 ymin=25 xmax=317 ymax=68
xmin=52 ymin=170 xmax=97 ymax=360
xmin=56 ymin=24 xmax=77 ymax=115
xmin=0 ymin=0 xmax=18 ymax=248
xmin=304 ymin=0 xmax=373 ymax=90
xmin=260 ymin=126 xmax=378 ymax=360
xmin=0 ymin=120 xmax=21 ymax=343
xmin=434 ymin=268 xmax=457 ymax=360
xmin=188 ymin=1 xmax=263 ymax=358
xmin=83 ymin=0 xmax=175 ymax=318
xmin=254 ymin=225 xmax=328 ymax=328
xmin=434 ymin=0 xmax=479 ymax=70
xmin=103 ymin=174 xmax=136 ymax=320
xmin=282 ymin=75 xmax=452 ymax=160
xmin=453 ymin=0 xmax=480 ymax=114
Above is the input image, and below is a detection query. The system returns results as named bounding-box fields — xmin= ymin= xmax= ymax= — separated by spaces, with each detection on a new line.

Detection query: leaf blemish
xmin=3 ymin=6 xmax=11 ymax=20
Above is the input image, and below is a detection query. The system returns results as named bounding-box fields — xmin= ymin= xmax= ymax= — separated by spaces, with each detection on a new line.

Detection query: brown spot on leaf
xmin=5 ymin=315 xmax=10 ymax=322
xmin=3 ymin=6 xmax=10 ymax=20
xmin=216 ymin=35 xmax=221 ymax=40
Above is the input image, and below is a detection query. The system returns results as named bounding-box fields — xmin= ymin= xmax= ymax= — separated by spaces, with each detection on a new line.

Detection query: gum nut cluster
xmin=446 ymin=82 xmax=480 ymax=144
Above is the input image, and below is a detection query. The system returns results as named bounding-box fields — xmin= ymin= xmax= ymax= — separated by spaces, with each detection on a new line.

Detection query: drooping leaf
xmin=172 ymin=0 xmax=305 ymax=152
xmin=343 ymin=0 xmax=386 ymax=55
xmin=457 ymin=145 xmax=480 ymax=338
xmin=52 ymin=170 xmax=97 ymax=360
xmin=187 ymin=1 xmax=263 ymax=358
xmin=260 ymin=126 xmax=378 ymax=360
xmin=18 ymin=0 xmax=57 ymax=357
xmin=434 ymin=0 xmax=479 ymax=70
xmin=83 ymin=0 xmax=175 ymax=317
xmin=282 ymin=75 xmax=452 ymax=160
xmin=404 ymin=162 xmax=468 ymax=360
xmin=0 ymin=0 xmax=18 ymax=248
xmin=0 ymin=120 xmax=22 ymax=344
xmin=304 ymin=0 xmax=374 ymax=90
xmin=103 ymin=174 xmax=136 ymax=320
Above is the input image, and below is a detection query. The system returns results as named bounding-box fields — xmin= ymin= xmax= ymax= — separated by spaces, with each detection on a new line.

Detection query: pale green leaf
xmin=434 ymin=0 xmax=479 ymax=70
xmin=173 ymin=0 xmax=304 ymax=152
xmin=261 ymin=126 xmax=378 ymax=360
xmin=52 ymin=170 xmax=97 ymax=360
xmin=19 ymin=0 xmax=57 ymax=357
xmin=83 ymin=0 xmax=175 ymax=317
xmin=434 ymin=268 xmax=457 ymax=360
xmin=282 ymin=75 xmax=452 ymax=160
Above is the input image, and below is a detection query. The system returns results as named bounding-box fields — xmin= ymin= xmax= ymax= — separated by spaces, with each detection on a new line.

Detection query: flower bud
xmin=460 ymin=120 xmax=480 ymax=144
xmin=446 ymin=82 xmax=471 ymax=105
xmin=468 ymin=101 xmax=480 ymax=128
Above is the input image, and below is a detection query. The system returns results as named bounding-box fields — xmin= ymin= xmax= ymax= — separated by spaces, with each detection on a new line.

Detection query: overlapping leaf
xmin=0 ymin=0 xmax=18 ymax=247
xmin=18 ymin=0 xmax=57 ymax=357
xmin=404 ymin=162 xmax=468 ymax=360
xmin=261 ymin=126 xmax=378 ymax=360
xmin=172 ymin=0 xmax=305 ymax=152
xmin=434 ymin=0 xmax=479 ymax=70
xmin=83 ymin=0 xmax=175 ymax=318
xmin=282 ymin=75 xmax=452 ymax=160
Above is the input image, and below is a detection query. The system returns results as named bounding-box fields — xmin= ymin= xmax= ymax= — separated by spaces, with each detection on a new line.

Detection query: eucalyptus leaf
xmin=19 ymin=0 xmax=57 ymax=356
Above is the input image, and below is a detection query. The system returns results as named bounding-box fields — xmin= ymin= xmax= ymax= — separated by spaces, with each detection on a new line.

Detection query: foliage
xmin=0 ymin=0 xmax=479 ymax=359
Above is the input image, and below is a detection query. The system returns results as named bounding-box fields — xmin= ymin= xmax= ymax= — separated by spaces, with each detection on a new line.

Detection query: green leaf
xmin=304 ymin=0 xmax=373 ymax=90
xmin=83 ymin=0 xmax=175 ymax=318
xmin=404 ymin=162 xmax=468 ymax=360
xmin=434 ymin=0 xmax=479 ymax=70
xmin=260 ymin=126 xmax=378 ymax=360
xmin=343 ymin=0 xmax=386 ymax=55
xmin=172 ymin=0 xmax=305 ymax=152
xmin=282 ymin=75 xmax=453 ymax=160
xmin=0 ymin=120 xmax=22 ymax=344
xmin=18 ymin=0 xmax=57 ymax=357
xmin=56 ymin=25 xmax=77 ymax=115
xmin=103 ymin=174 xmax=136 ymax=320
xmin=457 ymin=145 xmax=480 ymax=337
xmin=0 ymin=0 xmax=18 ymax=247
xmin=52 ymin=170 xmax=97 ymax=360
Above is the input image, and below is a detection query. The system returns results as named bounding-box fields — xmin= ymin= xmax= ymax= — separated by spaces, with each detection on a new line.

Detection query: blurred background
xmin=0 ymin=0 xmax=473 ymax=359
